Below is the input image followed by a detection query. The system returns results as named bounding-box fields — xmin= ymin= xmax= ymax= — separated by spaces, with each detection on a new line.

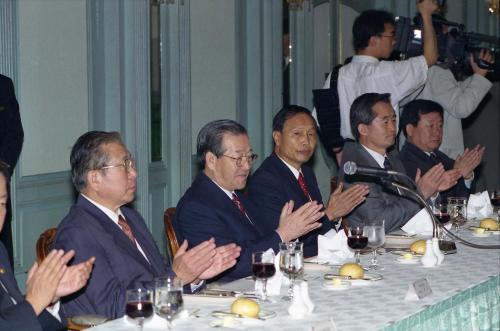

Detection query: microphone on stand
xmin=343 ymin=161 xmax=399 ymax=177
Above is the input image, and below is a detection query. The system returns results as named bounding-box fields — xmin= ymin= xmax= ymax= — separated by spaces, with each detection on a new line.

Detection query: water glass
xmin=279 ymin=242 xmax=303 ymax=301
xmin=154 ymin=276 xmax=184 ymax=330
xmin=363 ymin=220 xmax=385 ymax=270
xmin=447 ymin=197 xmax=467 ymax=232
xmin=125 ymin=288 xmax=153 ymax=331
xmin=252 ymin=251 xmax=276 ymax=301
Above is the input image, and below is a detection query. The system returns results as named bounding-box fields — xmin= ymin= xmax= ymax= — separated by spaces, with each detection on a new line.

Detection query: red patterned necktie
xmin=298 ymin=172 xmax=312 ymax=201
xmin=232 ymin=193 xmax=246 ymax=214
xmin=118 ymin=215 xmax=136 ymax=244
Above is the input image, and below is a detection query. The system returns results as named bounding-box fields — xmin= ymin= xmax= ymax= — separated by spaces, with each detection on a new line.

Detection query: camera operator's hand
xmin=417 ymin=0 xmax=438 ymax=18
xmin=470 ymin=49 xmax=494 ymax=77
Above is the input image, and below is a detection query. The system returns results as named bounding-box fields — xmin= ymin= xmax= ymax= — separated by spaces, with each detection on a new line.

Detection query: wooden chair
xmin=35 ymin=227 xmax=57 ymax=264
xmin=164 ymin=207 xmax=180 ymax=259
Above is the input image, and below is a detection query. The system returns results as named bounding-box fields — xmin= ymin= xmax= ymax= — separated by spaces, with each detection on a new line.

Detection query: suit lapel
xmin=269 ymin=153 xmax=310 ymax=205
xmin=76 ymin=196 xmax=155 ymax=273
xmin=0 ymin=244 xmax=23 ymax=304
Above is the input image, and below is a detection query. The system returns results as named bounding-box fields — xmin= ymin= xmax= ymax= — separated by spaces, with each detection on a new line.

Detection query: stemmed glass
xmin=490 ymin=189 xmax=500 ymax=208
xmin=279 ymin=242 xmax=303 ymax=301
xmin=252 ymin=251 xmax=276 ymax=301
xmin=347 ymin=226 xmax=368 ymax=264
xmin=433 ymin=203 xmax=450 ymax=224
xmin=125 ymin=288 xmax=153 ymax=331
xmin=154 ymin=276 xmax=184 ymax=330
xmin=447 ymin=197 xmax=467 ymax=232
xmin=363 ymin=220 xmax=385 ymax=270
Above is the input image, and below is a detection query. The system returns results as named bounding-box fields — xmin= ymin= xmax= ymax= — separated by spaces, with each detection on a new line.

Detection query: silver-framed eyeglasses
xmin=100 ymin=157 xmax=136 ymax=172
xmin=221 ymin=154 xmax=258 ymax=167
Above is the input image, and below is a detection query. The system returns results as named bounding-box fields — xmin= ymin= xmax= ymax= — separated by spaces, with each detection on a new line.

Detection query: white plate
xmin=212 ymin=309 xmax=276 ymax=320
xmin=322 ymin=279 xmax=351 ymax=290
xmin=471 ymin=232 xmax=492 ymax=238
xmin=395 ymin=256 xmax=421 ymax=264
xmin=324 ymin=272 xmax=383 ymax=286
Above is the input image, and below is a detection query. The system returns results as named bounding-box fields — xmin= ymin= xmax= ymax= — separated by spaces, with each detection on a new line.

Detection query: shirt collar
xmin=81 ymin=194 xmax=124 ymax=225
xmin=276 ymin=154 xmax=301 ymax=179
xmin=351 ymin=55 xmax=380 ymax=63
xmin=209 ymin=179 xmax=236 ymax=200
xmin=361 ymin=144 xmax=387 ymax=168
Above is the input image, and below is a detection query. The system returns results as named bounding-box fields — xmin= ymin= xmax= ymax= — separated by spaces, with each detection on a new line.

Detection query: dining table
xmin=87 ymin=219 xmax=500 ymax=331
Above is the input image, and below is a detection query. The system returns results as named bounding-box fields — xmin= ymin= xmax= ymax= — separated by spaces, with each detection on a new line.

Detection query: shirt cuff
xmin=45 ymin=301 xmax=61 ymax=322
xmin=464 ymin=172 xmax=474 ymax=188
xmin=190 ymin=280 xmax=205 ymax=293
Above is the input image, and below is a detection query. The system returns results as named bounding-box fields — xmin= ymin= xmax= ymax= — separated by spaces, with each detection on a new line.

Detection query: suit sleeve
xmin=0 ymin=76 xmax=24 ymax=172
xmin=175 ymin=200 xmax=280 ymax=281
xmin=55 ymin=223 xmax=155 ymax=319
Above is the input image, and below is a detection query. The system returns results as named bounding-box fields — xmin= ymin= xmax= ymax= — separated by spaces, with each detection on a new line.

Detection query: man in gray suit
xmin=339 ymin=93 xmax=460 ymax=232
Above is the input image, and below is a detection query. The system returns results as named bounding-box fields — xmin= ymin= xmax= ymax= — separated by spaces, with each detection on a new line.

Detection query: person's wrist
xmin=276 ymin=228 xmax=289 ymax=243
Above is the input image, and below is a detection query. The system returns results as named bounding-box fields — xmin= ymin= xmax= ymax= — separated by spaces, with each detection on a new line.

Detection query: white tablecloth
xmin=88 ymin=222 xmax=500 ymax=331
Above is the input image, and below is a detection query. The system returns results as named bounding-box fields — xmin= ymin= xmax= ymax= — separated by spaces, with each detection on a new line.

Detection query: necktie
xmin=383 ymin=157 xmax=393 ymax=170
xmin=298 ymin=173 xmax=312 ymax=201
xmin=118 ymin=215 xmax=136 ymax=244
xmin=232 ymin=193 xmax=246 ymax=214
xmin=429 ymin=152 xmax=439 ymax=163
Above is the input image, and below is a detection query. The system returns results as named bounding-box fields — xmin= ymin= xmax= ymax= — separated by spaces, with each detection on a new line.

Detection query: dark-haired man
xmin=54 ymin=131 xmax=240 ymax=319
xmin=174 ymin=120 xmax=325 ymax=281
xmin=248 ymin=106 xmax=368 ymax=257
xmin=339 ymin=93 xmax=460 ymax=232
xmin=399 ymin=99 xmax=484 ymax=203
xmin=314 ymin=0 xmax=438 ymax=163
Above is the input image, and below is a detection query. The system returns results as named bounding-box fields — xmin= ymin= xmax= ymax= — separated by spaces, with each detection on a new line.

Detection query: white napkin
xmin=255 ymin=249 xmax=282 ymax=296
xmin=316 ymin=229 xmax=353 ymax=263
xmin=402 ymin=208 xmax=434 ymax=236
xmin=467 ymin=191 xmax=493 ymax=219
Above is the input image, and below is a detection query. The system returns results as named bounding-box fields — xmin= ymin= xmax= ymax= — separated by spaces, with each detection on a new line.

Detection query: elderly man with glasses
xmin=173 ymin=120 xmax=325 ymax=282
xmin=54 ymin=131 xmax=241 ymax=319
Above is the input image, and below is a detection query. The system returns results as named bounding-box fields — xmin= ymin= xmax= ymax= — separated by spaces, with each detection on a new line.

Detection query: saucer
xmin=471 ymin=232 xmax=491 ymax=238
xmin=322 ymin=279 xmax=351 ymax=291
xmin=395 ymin=256 xmax=421 ymax=264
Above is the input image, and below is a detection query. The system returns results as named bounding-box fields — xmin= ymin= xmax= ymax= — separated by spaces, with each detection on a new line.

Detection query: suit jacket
xmin=0 ymin=74 xmax=24 ymax=174
xmin=54 ymin=195 xmax=172 ymax=319
xmin=339 ymin=142 xmax=420 ymax=232
xmin=173 ymin=172 xmax=281 ymax=282
xmin=399 ymin=142 xmax=469 ymax=203
xmin=247 ymin=152 xmax=334 ymax=258
xmin=0 ymin=243 xmax=64 ymax=331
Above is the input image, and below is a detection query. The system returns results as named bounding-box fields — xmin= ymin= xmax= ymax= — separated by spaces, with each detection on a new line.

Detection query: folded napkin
xmin=255 ymin=249 xmax=283 ymax=296
xmin=316 ymin=229 xmax=353 ymax=263
xmin=467 ymin=191 xmax=493 ymax=219
xmin=402 ymin=208 xmax=434 ymax=236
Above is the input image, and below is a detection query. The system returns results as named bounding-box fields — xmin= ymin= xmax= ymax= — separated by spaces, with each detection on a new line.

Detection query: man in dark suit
xmin=248 ymin=106 xmax=369 ymax=257
xmin=0 ymin=160 xmax=95 ymax=331
xmin=54 ymin=131 xmax=240 ymax=319
xmin=399 ymin=99 xmax=484 ymax=203
xmin=174 ymin=120 xmax=325 ymax=281
xmin=0 ymin=74 xmax=24 ymax=267
xmin=339 ymin=93 xmax=461 ymax=232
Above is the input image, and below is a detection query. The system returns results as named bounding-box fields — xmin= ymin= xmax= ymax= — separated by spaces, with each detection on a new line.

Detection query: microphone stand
xmin=380 ymin=178 xmax=500 ymax=250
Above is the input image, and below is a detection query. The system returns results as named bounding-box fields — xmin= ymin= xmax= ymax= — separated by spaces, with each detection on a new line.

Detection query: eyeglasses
xmin=379 ymin=34 xmax=395 ymax=39
xmin=221 ymin=154 xmax=258 ymax=167
xmin=99 ymin=158 xmax=136 ymax=172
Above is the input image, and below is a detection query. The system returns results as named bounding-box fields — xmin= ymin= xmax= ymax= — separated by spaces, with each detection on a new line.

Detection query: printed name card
xmin=404 ymin=278 xmax=432 ymax=301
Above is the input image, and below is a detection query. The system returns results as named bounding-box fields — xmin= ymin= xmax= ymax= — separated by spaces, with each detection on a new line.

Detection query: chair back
xmin=36 ymin=228 xmax=57 ymax=264
xmin=163 ymin=208 xmax=180 ymax=259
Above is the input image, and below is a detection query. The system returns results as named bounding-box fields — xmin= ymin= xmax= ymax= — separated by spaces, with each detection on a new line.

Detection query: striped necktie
xmin=118 ymin=215 xmax=136 ymax=244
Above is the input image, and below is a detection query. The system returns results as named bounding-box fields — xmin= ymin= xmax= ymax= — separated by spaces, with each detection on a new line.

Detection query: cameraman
xmin=314 ymin=0 xmax=438 ymax=164
xmin=406 ymin=18 xmax=493 ymax=159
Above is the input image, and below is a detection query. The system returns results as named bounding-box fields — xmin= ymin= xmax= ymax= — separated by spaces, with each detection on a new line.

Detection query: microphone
xmin=343 ymin=161 xmax=399 ymax=177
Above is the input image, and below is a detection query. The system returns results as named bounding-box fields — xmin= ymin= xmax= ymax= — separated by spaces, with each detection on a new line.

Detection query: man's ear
xmin=272 ymin=131 xmax=282 ymax=148
xmin=358 ymin=123 xmax=368 ymax=137
xmin=86 ymin=170 xmax=101 ymax=192
xmin=405 ymin=124 xmax=415 ymax=139
xmin=205 ymin=151 xmax=217 ymax=171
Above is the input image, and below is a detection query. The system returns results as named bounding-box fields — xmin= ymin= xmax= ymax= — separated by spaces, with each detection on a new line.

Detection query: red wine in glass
xmin=435 ymin=213 xmax=450 ymax=224
xmin=126 ymin=301 xmax=154 ymax=319
xmin=252 ymin=262 xmax=276 ymax=279
xmin=348 ymin=235 xmax=368 ymax=249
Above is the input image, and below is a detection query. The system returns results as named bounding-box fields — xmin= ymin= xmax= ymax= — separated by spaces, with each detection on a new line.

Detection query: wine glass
xmin=363 ymin=220 xmax=385 ymax=270
xmin=125 ymin=288 xmax=153 ymax=331
xmin=447 ymin=197 xmax=467 ymax=232
xmin=347 ymin=226 xmax=367 ymax=264
xmin=490 ymin=189 xmax=500 ymax=208
xmin=252 ymin=251 xmax=275 ymax=301
xmin=154 ymin=276 xmax=184 ymax=330
xmin=279 ymin=242 xmax=303 ymax=301
xmin=433 ymin=203 xmax=450 ymax=224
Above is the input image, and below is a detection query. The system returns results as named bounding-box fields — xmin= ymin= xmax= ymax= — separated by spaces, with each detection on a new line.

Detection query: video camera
xmin=391 ymin=14 xmax=500 ymax=81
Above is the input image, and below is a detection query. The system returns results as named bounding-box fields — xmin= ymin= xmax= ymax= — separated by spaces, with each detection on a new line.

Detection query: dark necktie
xmin=298 ymin=173 xmax=312 ymax=201
xmin=118 ymin=215 xmax=136 ymax=244
xmin=232 ymin=193 xmax=246 ymax=214
xmin=429 ymin=152 xmax=439 ymax=163
xmin=383 ymin=157 xmax=393 ymax=170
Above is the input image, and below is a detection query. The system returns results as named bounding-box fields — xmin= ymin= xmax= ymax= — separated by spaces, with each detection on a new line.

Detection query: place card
xmin=404 ymin=278 xmax=432 ymax=301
